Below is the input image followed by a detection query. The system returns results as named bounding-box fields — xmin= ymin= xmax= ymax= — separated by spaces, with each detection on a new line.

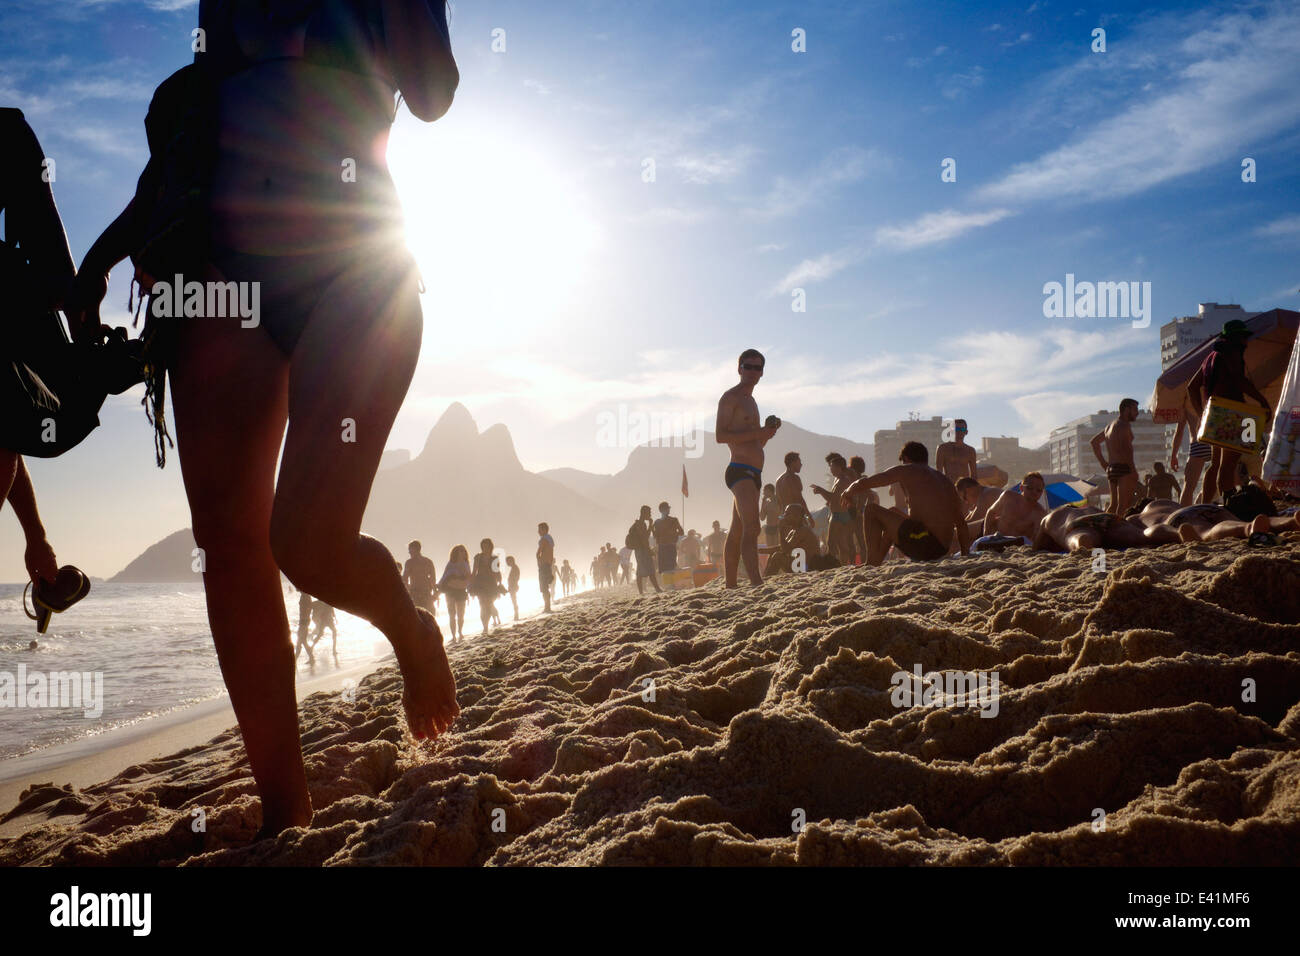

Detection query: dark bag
xmin=1224 ymin=483 xmax=1276 ymax=521
xmin=0 ymin=239 xmax=144 ymax=457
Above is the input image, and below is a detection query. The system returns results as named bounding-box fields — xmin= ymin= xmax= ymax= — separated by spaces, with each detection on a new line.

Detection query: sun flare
xmin=388 ymin=117 xmax=601 ymax=351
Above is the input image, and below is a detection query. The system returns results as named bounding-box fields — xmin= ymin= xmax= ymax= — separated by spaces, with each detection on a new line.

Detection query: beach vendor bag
xmin=1197 ymin=396 xmax=1267 ymax=455
xmin=0 ymin=239 xmax=144 ymax=458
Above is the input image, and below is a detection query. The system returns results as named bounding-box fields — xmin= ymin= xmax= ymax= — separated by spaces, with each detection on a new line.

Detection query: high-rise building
xmin=1159 ymin=303 xmax=1255 ymax=371
xmin=1047 ymin=410 xmax=1168 ymax=482
xmin=873 ymin=416 xmax=945 ymax=473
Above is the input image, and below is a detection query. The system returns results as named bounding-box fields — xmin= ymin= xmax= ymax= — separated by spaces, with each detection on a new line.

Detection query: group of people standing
xmin=397 ymin=521 xmax=578 ymax=640
xmin=589 ymin=507 xmax=730 ymax=595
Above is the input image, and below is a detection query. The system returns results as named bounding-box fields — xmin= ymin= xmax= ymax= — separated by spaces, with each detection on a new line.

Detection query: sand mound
xmin=3 ymin=535 xmax=1298 ymax=866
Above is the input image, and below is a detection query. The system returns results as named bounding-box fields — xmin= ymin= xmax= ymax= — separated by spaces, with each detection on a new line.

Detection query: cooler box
xmin=662 ymin=569 xmax=693 ymax=590
xmin=692 ymin=565 xmax=719 ymax=586
xmin=1197 ymin=397 xmax=1266 ymax=454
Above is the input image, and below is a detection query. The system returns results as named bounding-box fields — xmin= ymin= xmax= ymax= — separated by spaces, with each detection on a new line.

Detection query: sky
xmin=1 ymin=0 xmax=1299 ymax=580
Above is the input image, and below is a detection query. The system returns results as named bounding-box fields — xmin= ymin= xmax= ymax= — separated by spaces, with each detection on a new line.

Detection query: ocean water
xmin=0 ymin=576 xmax=561 ymax=764
xmin=0 ymin=582 xmax=389 ymax=762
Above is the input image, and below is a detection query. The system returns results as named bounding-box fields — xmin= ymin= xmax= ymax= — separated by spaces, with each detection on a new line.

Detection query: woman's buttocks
xmin=211 ymin=60 xmax=403 ymax=255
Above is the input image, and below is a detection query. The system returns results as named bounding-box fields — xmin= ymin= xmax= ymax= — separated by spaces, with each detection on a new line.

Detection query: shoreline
xmin=0 ymin=591 xmax=583 ymax=834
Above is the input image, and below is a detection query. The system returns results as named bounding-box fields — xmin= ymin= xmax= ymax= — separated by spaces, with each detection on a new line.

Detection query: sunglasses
xmin=741 ymin=363 xmax=764 ymax=372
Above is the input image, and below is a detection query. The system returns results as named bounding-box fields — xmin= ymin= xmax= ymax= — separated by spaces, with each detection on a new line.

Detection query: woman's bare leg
xmin=269 ymin=253 xmax=457 ymax=740
xmin=169 ymin=297 xmax=309 ymax=836
xmin=1202 ymin=447 xmax=1222 ymax=503
xmin=1216 ymin=449 xmax=1242 ymax=501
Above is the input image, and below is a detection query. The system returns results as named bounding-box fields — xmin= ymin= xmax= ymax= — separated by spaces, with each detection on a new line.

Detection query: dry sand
xmin=2 ymin=535 xmax=1298 ymax=866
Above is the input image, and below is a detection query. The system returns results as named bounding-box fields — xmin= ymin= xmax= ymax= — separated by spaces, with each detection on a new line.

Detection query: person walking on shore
xmin=403 ymin=540 xmax=437 ymax=613
xmin=471 ymin=538 xmax=502 ymax=636
xmin=505 ymin=555 xmax=520 ymax=621
xmin=438 ymin=545 xmax=471 ymax=642
xmin=69 ymin=0 xmax=461 ymax=837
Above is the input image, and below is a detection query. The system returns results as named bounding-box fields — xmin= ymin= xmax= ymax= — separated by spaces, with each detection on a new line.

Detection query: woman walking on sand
xmin=439 ymin=545 xmax=472 ymax=643
xmin=470 ymin=538 xmax=503 ymax=636
xmin=70 ymin=0 xmax=461 ymax=839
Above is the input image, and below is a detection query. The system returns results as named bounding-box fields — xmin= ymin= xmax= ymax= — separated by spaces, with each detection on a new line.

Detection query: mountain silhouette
xmin=539 ymin=419 xmax=873 ymax=537
xmin=362 ymin=403 xmax=619 ymax=573
xmin=109 ymin=406 xmax=876 ymax=581
xmin=109 ymin=529 xmax=200 ymax=583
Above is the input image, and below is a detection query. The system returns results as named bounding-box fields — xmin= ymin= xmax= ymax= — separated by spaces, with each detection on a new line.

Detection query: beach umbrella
xmin=976 ymin=463 xmax=1007 ymax=487
xmin=1012 ymin=475 xmax=1095 ymax=509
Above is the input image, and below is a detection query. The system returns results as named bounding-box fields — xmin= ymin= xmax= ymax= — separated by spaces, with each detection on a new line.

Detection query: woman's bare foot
xmin=390 ymin=607 xmax=459 ymax=740
xmin=256 ymin=800 xmax=312 ymax=841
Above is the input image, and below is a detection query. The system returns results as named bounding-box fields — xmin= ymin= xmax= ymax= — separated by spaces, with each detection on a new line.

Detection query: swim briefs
xmin=1168 ymin=504 xmax=1229 ymax=528
xmin=1066 ymin=512 xmax=1118 ymax=535
xmin=724 ymin=462 xmax=762 ymax=490
xmin=1188 ymin=441 xmax=1212 ymax=461
xmin=895 ymin=518 xmax=948 ymax=561
xmin=1106 ymin=462 xmax=1134 ymax=483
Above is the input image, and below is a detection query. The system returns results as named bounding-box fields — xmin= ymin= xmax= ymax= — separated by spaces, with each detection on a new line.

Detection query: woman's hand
xmin=25 ymin=537 xmax=58 ymax=585
xmin=65 ymin=270 xmax=108 ymax=344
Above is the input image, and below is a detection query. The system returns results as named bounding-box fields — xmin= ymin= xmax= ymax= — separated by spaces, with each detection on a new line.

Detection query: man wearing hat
xmin=1187 ymin=319 xmax=1273 ymax=503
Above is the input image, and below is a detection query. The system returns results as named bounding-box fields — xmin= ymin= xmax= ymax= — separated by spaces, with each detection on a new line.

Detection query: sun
xmin=387 ymin=115 xmax=601 ymax=355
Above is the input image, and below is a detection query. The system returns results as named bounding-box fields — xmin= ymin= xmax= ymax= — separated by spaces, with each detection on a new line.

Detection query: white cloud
xmin=979 ymin=6 xmax=1300 ymax=204
xmin=771 ymin=249 xmax=863 ymax=294
xmin=874 ymin=208 xmax=1014 ymax=250
xmin=747 ymin=145 xmax=885 ymax=218
xmin=674 ymin=145 xmax=755 ymax=184
xmin=1255 ymin=215 xmax=1300 ymax=238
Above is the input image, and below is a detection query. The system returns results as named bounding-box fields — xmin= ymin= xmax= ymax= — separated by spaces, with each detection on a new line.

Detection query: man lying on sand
xmin=1032 ymin=502 xmax=1181 ymax=552
xmin=1127 ymin=499 xmax=1299 ymax=542
xmin=840 ymin=441 xmax=969 ymax=564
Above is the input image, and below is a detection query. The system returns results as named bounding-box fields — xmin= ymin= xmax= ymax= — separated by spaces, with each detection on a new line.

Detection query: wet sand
xmin=2 ymin=536 xmax=1298 ymax=865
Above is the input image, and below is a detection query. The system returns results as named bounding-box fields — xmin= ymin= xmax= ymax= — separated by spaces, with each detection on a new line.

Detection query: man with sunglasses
xmin=715 ymin=349 xmax=780 ymax=587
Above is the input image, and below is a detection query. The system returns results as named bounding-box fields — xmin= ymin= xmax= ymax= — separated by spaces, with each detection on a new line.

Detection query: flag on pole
xmin=682 ymin=464 xmax=689 ymax=498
